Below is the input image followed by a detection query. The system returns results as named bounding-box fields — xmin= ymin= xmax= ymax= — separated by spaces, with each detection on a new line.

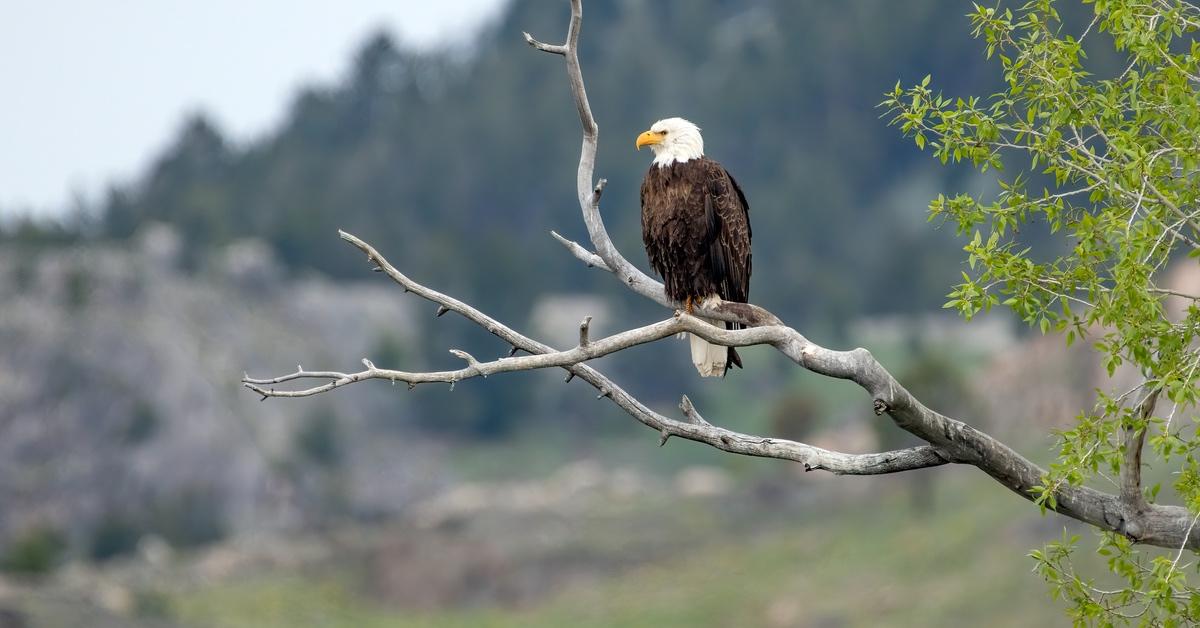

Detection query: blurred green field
xmin=169 ymin=470 xmax=1096 ymax=628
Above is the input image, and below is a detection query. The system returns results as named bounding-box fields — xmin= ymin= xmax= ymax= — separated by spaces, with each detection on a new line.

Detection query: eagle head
xmin=636 ymin=117 xmax=704 ymax=167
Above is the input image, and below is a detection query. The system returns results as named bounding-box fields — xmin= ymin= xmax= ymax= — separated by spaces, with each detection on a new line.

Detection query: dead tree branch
xmin=245 ymin=312 xmax=779 ymax=398
xmin=243 ymin=0 xmax=1200 ymax=550
xmin=246 ymin=231 xmax=943 ymax=477
xmin=1122 ymin=388 xmax=1161 ymax=520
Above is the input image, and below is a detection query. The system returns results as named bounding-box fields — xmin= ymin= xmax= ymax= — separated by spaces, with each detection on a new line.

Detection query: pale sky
xmin=0 ymin=1 xmax=506 ymax=217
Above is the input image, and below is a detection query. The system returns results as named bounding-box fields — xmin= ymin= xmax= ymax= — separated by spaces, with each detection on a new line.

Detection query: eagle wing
xmin=703 ymin=160 xmax=752 ymax=307
xmin=638 ymin=158 xmax=751 ymax=309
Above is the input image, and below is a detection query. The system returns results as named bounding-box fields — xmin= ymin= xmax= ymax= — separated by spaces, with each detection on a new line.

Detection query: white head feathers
xmin=643 ymin=117 xmax=704 ymax=167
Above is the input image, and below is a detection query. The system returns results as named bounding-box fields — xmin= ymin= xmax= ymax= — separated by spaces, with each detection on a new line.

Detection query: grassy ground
xmin=169 ymin=470 xmax=1094 ymax=628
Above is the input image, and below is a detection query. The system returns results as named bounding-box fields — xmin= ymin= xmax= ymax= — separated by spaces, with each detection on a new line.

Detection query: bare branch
xmin=542 ymin=0 xmax=696 ymax=312
xmin=448 ymin=349 xmax=481 ymax=371
xmin=248 ymin=234 xmax=945 ymax=477
xmin=578 ymin=316 xmax=593 ymax=346
xmin=679 ymin=395 xmax=712 ymax=427
xmin=521 ymin=31 xmax=566 ymax=56
xmin=591 ymin=178 xmax=607 ymax=204
xmin=550 ymin=230 xmax=609 ymax=270
xmin=247 ymin=233 xmax=944 ymax=477
xmin=245 ymin=313 xmax=780 ymax=397
xmin=1122 ymin=388 xmax=1161 ymax=519
xmin=247 ymin=309 xmax=812 ymax=401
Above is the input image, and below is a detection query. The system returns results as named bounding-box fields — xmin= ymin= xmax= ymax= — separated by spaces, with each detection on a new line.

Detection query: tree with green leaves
xmin=884 ymin=0 xmax=1200 ymax=623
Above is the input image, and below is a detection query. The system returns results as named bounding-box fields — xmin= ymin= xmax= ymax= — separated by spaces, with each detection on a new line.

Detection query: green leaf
xmin=889 ymin=4 xmax=1200 ymax=618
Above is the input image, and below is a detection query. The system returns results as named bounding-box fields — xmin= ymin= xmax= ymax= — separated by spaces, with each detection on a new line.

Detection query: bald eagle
xmin=636 ymin=117 xmax=752 ymax=377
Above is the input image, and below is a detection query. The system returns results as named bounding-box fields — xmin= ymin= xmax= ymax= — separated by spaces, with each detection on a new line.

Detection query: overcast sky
xmin=0 ymin=1 xmax=506 ymax=217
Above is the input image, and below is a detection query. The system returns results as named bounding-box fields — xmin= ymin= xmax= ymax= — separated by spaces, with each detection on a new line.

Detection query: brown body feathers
xmin=640 ymin=157 xmax=752 ymax=373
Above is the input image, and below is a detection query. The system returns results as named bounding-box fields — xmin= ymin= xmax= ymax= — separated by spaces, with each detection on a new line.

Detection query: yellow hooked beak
xmin=636 ymin=129 xmax=666 ymax=150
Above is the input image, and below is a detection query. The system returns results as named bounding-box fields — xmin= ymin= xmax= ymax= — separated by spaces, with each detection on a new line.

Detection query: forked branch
xmin=246 ymin=231 xmax=945 ymax=477
xmin=1121 ymin=388 xmax=1161 ymax=518
xmin=245 ymin=311 xmax=784 ymax=399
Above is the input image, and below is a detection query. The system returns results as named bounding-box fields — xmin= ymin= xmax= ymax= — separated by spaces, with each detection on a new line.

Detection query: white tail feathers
xmin=688 ymin=316 xmax=727 ymax=377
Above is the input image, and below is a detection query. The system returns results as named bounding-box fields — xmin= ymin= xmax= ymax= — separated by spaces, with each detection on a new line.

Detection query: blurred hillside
xmin=0 ymin=225 xmax=448 ymax=558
